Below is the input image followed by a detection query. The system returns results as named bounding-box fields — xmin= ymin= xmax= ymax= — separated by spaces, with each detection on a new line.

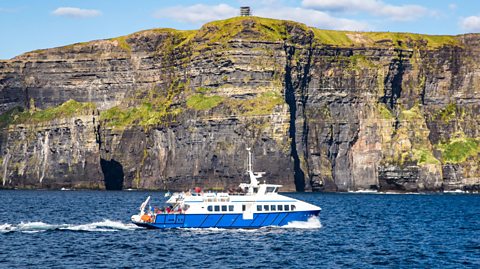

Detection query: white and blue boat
xmin=131 ymin=149 xmax=321 ymax=229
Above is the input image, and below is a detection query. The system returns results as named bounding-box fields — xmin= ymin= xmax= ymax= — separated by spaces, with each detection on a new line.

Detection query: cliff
xmin=0 ymin=17 xmax=479 ymax=192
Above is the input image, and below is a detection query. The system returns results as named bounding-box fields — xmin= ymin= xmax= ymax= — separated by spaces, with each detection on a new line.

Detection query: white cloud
xmin=154 ymin=3 xmax=368 ymax=31
xmin=460 ymin=16 xmax=480 ymax=32
xmin=154 ymin=4 xmax=237 ymax=24
xmin=256 ymin=7 xmax=370 ymax=31
xmin=238 ymin=0 xmax=280 ymax=5
xmin=52 ymin=7 xmax=101 ymax=18
xmin=449 ymin=4 xmax=457 ymax=10
xmin=302 ymin=0 xmax=428 ymax=21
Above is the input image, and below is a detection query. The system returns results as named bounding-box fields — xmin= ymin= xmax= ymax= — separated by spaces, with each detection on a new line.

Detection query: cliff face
xmin=0 ymin=17 xmax=479 ymax=192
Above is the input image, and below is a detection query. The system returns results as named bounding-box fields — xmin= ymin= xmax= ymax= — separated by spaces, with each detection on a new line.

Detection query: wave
xmin=0 ymin=219 xmax=139 ymax=234
xmin=348 ymin=189 xmax=378 ymax=194
xmin=282 ymin=216 xmax=322 ymax=229
xmin=443 ymin=190 xmax=466 ymax=194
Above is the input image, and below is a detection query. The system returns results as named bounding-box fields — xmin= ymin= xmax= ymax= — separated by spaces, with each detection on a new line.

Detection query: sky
xmin=1 ymin=0 xmax=480 ymax=59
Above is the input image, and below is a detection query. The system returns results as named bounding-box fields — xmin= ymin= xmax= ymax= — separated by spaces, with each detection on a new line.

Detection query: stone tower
xmin=240 ymin=6 xmax=251 ymax=16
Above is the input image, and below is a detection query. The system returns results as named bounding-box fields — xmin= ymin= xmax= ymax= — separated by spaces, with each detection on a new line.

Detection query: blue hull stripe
xmin=197 ymin=215 xmax=208 ymax=227
xmin=271 ymin=213 xmax=285 ymax=226
xmin=137 ymin=210 xmax=320 ymax=229
xmin=276 ymin=213 xmax=289 ymax=226
xmin=251 ymin=214 xmax=267 ymax=227
xmin=213 ymin=214 xmax=225 ymax=227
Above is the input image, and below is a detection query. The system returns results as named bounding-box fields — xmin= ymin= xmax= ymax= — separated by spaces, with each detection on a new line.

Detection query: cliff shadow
xmin=100 ymin=158 xmax=124 ymax=190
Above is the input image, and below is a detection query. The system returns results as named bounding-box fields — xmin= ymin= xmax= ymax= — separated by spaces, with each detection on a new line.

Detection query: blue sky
xmin=1 ymin=0 xmax=480 ymax=59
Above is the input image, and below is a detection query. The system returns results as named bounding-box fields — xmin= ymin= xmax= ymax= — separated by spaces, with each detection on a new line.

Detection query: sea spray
xmin=282 ymin=216 xmax=322 ymax=229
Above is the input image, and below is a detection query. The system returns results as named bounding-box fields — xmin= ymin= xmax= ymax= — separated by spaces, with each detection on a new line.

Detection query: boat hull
xmin=133 ymin=210 xmax=320 ymax=229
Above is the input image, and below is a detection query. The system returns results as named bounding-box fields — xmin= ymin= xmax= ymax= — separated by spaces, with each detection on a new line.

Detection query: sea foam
xmin=0 ymin=219 xmax=139 ymax=233
xmin=282 ymin=216 xmax=322 ymax=229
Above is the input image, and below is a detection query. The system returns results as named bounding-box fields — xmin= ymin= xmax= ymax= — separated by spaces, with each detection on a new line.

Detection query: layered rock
xmin=0 ymin=17 xmax=479 ymax=192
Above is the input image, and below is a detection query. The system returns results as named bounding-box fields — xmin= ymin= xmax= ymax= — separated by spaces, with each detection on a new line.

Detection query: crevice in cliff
xmin=284 ymin=42 xmax=313 ymax=192
xmin=100 ymin=158 xmax=124 ymax=190
xmin=284 ymin=45 xmax=304 ymax=191
xmin=382 ymin=50 xmax=406 ymax=110
xmin=93 ymin=117 xmax=102 ymax=150
xmin=300 ymin=44 xmax=314 ymax=191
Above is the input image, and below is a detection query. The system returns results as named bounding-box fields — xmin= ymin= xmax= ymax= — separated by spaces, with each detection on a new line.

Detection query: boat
xmin=131 ymin=148 xmax=321 ymax=229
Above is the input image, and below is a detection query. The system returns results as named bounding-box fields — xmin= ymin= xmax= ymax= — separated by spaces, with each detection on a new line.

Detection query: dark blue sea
xmin=0 ymin=191 xmax=479 ymax=268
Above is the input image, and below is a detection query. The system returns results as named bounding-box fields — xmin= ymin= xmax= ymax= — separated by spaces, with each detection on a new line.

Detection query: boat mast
xmin=247 ymin=147 xmax=253 ymax=173
xmin=246 ymin=148 xmax=262 ymax=187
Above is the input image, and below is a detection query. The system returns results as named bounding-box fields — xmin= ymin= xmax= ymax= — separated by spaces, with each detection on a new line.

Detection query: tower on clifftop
xmin=240 ymin=6 xmax=251 ymax=16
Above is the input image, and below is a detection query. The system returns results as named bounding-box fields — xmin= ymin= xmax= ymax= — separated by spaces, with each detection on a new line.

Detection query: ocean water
xmin=0 ymin=191 xmax=479 ymax=268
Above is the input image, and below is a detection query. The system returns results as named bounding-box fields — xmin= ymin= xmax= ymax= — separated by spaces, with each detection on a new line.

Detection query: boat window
xmin=253 ymin=187 xmax=258 ymax=193
xmin=266 ymin=186 xmax=276 ymax=193
xmin=284 ymin=205 xmax=289 ymax=211
xmin=278 ymin=205 xmax=283 ymax=211
xmin=270 ymin=205 xmax=276 ymax=211
xmin=242 ymin=205 xmax=246 ymax=211
xmin=207 ymin=206 xmax=212 ymax=212
xmin=221 ymin=205 xmax=227 ymax=212
xmin=263 ymin=205 xmax=269 ymax=211
xmin=229 ymin=205 xmax=234 ymax=212
xmin=257 ymin=205 xmax=262 ymax=211
xmin=291 ymin=205 xmax=296 ymax=211
xmin=214 ymin=205 xmax=220 ymax=212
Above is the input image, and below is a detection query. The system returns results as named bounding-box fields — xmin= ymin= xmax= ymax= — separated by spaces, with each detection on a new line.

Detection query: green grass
xmin=226 ymin=91 xmax=284 ymax=116
xmin=100 ymin=103 xmax=182 ymax=128
xmin=377 ymin=103 xmax=394 ymax=120
xmin=186 ymin=94 xmax=224 ymax=110
xmin=12 ymin=100 xmax=96 ymax=124
xmin=21 ymin=16 xmax=463 ymax=61
xmin=362 ymin=32 xmax=459 ymax=49
xmin=110 ymin=36 xmax=131 ymax=52
xmin=20 ymin=15 xmax=463 ymax=62
xmin=347 ymin=54 xmax=377 ymax=70
xmin=196 ymin=87 xmax=214 ymax=93
xmin=99 ymin=106 xmax=136 ymax=128
xmin=436 ymin=103 xmax=457 ymax=123
xmin=311 ymin=29 xmax=460 ymax=49
xmin=438 ymin=137 xmax=480 ymax=164
xmin=101 ymin=81 xmax=186 ymax=128
xmin=311 ymin=29 xmax=354 ymax=47
xmin=412 ymin=148 xmax=441 ymax=165
xmin=0 ymin=107 xmax=24 ymax=128
xmin=133 ymin=28 xmax=196 ymax=48
xmin=400 ymin=104 xmax=423 ymax=121
xmin=197 ymin=16 xmax=307 ymax=43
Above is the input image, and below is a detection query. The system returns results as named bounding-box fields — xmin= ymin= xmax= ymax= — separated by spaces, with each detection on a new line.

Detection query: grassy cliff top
xmin=13 ymin=16 xmax=467 ymax=59
xmin=198 ymin=17 xmax=460 ymax=49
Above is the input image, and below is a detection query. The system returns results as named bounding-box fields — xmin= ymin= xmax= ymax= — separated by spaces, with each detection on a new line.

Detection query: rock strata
xmin=0 ymin=17 xmax=479 ymax=192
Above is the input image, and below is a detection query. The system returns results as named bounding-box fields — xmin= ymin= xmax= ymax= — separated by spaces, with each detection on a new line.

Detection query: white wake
xmin=281 ymin=216 xmax=322 ymax=229
xmin=0 ymin=219 xmax=139 ymax=233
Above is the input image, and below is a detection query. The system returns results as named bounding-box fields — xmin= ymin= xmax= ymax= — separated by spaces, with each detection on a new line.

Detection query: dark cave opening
xmin=100 ymin=158 xmax=124 ymax=190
